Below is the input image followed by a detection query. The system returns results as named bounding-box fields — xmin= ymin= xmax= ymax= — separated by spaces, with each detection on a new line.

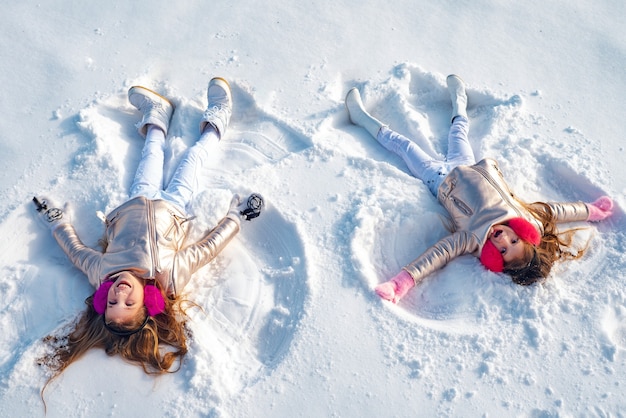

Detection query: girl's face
xmin=104 ymin=272 xmax=145 ymax=324
xmin=488 ymin=224 xmax=525 ymax=264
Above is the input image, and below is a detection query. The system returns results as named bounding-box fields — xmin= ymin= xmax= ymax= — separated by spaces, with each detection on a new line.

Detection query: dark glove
xmin=227 ymin=193 xmax=264 ymax=222
xmin=33 ymin=196 xmax=70 ymax=230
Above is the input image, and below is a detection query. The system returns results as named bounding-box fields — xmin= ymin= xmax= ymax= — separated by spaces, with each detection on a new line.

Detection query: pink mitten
xmin=375 ymin=270 xmax=415 ymax=303
xmin=586 ymin=196 xmax=614 ymax=222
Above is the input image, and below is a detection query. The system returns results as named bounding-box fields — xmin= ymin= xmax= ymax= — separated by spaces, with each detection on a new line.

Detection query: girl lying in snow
xmin=345 ymin=75 xmax=614 ymax=303
xmin=34 ymin=78 xmax=263 ymax=390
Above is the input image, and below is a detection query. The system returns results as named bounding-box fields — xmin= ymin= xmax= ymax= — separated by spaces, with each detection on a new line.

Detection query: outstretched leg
xmin=163 ymin=78 xmax=232 ymax=209
xmin=345 ymin=87 xmax=445 ymax=196
xmin=129 ymin=125 xmax=167 ymax=199
xmin=445 ymin=75 xmax=475 ymax=165
xmin=345 ymin=87 xmax=385 ymax=139
xmin=445 ymin=116 xmax=474 ymax=165
xmin=162 ymin=126 xmax=220 ymax=209
xmin=376 ymin=127 xmax=440 ymax=179
xmin=127 ymin=86 xmax=175 ymax=199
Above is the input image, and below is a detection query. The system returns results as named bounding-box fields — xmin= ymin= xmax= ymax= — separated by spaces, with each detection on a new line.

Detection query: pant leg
xmin=445 ymin=116 xmax=475 ymax=165
xmin=377 ymin=127 xmax=445 ymax=196
xmin=129 ymin=126 xmax=167 ymax=199
xmin=423 ymin=117 xmax=477 ymax=197
xmin=161 ymin=126 xmax=220 ymax=209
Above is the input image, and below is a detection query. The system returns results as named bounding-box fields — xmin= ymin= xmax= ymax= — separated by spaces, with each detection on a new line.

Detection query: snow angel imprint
xmin=34 ymin=77 xmax=265 ymax=394
xmin=345 ymin=74 xmax=614 ymax=303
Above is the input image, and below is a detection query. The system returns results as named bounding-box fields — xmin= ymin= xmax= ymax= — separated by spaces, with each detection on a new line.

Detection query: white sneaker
xmin=128 ymin=86 xmax=175 ymax=137
xmin=200 ymin=77 xmax=232 ymax=138
xmin=446 ymin=75 xmax=468 ymax=123
xmin=345 ymin=87 xmax=385 ymax=139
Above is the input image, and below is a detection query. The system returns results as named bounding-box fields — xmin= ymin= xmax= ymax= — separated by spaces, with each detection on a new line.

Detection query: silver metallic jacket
xmin=403 ymin=158 xmax=589 ymax=284
xmin=53 ymin=196 xmax=240 ymax=295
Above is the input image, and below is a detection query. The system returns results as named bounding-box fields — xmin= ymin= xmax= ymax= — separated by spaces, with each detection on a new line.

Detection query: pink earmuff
xmin=93 ymin=280 xmax=165 ymax=316
xmin=507 ymin=217 xmax=541 ymax=245
xmin=93 ymin=281 xmax=114 ymax=314
xmin=479 ymin=217 xmax=540 ymax=273
xmin=143 ymin=284 xmax=166 ymax=316
xmin=480 ymin=240 xmax=504 ymax=272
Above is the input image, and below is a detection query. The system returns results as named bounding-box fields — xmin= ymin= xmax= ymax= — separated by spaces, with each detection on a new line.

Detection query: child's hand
xmin=375 ymin=270 xmax=415 ymax=303
xmin=586 ymin=196 xmax=614 ymax=222
xmin=32 ymin=196 xmax=71 ymax=230
xmin=227 ymin=193 xmax=264 ymax=222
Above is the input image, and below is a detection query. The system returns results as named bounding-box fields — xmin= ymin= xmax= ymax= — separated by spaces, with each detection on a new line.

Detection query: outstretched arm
xmin=545 ymin=196 xmax=614 ymax=223
xmin=403 ymin=230 xmax=478 ymax=284
xmin=585 ymin=196 xmax=614 ymax=222
xmin=176 ymin=215 xmax=240 ymax=278
xmin=33 ymin=196 xmax=102 ymax=278
xmin=173 ymin=193 xmax=264 ymax=292
xmin=52 ymin=223 xmax=102 ymax=277
xmin=376 ymin=230 xmax=478 ymax=303
xmin=544 ymin=201 xmax=589 ymax=223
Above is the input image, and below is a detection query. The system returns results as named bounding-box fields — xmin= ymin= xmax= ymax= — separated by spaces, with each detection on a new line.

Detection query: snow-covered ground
xmin=1 ymin=1 xmax=625 ymax=417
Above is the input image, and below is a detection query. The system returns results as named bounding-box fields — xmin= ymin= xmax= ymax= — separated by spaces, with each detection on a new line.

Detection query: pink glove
xmin=586 ymin=196 xmax=613 ymax=222
xmin=375 ymin=270 xmax=415 ymax=303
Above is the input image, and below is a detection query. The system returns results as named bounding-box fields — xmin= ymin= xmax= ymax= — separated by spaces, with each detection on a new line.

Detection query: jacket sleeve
xmin=52 ymin=223 xmax=102 ymax=277
xmin=543 ymin=201 xmax=589 ymax=223
xmin=175 ymin=216 xmax=240 ymax=279
xmin=403 ymin=230 xmax=479 ymax=285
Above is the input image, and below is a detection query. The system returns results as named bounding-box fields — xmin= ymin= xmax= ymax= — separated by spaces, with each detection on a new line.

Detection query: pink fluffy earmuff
xmin=93 ymin=280 xmax=165 ymax=316
xmin=93 ymin=281 xmax=114 ymax=314
xmin=507 ymin=217 xmax=540 ymax=245
xmin=143 ymin=284 xmax=166 ymax=316
xmin=480 ymin=240 xmax=505 ymax=272
xmin=479 ymin=217 xmax=541 ymax=273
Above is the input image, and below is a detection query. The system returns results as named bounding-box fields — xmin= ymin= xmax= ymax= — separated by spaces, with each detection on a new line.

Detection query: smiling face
xmin=104 ymin=272 xmax=145 ymax=324
xmin=488 ymin=224 xmax=526 ymax=264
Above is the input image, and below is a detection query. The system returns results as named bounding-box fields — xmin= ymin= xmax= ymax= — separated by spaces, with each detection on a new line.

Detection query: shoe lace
xmin=204 ymin=104 xmax=227 ymax=117
xmin=136 ymin=97 xmax=164 ymax=113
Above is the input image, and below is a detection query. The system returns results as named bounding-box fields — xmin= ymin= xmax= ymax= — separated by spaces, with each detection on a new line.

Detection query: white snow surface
xmin=1 ymin=1 xmax=626 ymax=417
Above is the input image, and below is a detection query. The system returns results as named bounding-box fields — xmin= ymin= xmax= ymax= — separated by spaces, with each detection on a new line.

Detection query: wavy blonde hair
xmin=39 ymin=283 xmax=191 ymax=403
xmin=505 ymin=201 xmax=586 ymax=285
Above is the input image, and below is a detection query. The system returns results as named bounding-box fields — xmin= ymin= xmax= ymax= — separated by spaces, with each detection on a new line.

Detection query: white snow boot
xmin=199 ymin=77 xmax=232 ymax=138
xmin=446 ymin=74 xmax=468 ymax=123
xmin=345 ymin=87 xmax=385 ymax=139
xmin=128 ymin=86 xmax=175 ymax=138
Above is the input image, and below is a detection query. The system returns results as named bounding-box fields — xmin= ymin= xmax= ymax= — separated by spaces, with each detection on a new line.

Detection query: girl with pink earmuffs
xmin=345 ymin=75 xmax=614 ymax=303
xmin=34 ymin=77 xmax=264 ymax=392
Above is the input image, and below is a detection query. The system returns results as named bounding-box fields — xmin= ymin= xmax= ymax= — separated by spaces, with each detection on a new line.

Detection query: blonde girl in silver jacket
xmin=35 ymin=78 xmax=263 ymax=390
xmin=345 ymin=75 xmax=614 ymax=303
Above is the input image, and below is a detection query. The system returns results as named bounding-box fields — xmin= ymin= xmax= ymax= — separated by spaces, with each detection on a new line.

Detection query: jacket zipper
xmin=469 ymin=164 xmax=523 ymax=218
xmin=147 ymin=200 xmax=161 ymax=275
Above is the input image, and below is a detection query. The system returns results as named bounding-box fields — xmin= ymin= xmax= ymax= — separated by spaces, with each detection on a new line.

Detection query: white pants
xmin=130 ymin=126 xmax=220 ymax=210
xmin=376 ymin=116 xmax=475 ymax=196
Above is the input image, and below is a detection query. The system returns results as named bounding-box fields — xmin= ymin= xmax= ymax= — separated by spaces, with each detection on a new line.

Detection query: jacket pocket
xmin=451 ymin=197 xmax=473 ymax=216
xmin=439 ymin=177 xmax=456 ymax=199
xmin=163 ymin=212 xmax=194 ymax=242
xmin=106 ymin=211 xmax=120 ymax=227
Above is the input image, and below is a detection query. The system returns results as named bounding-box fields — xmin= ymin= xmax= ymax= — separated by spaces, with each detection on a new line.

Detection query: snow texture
xmin=1 ymin=1 xmax=625 ymax=417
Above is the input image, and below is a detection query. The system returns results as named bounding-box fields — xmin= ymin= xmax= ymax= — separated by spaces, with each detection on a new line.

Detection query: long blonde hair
xmin=39 ymin=284 xmax=191 ymax=401
xmin=505 ymin=201 xmax=586 ymax=285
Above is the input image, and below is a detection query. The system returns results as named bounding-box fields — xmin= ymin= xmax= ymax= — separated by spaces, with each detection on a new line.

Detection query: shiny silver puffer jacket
xmin=52 ymin=196 xmax=239 ymax=296
xmin=403 ymin=158 xmax=589 ymax=284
